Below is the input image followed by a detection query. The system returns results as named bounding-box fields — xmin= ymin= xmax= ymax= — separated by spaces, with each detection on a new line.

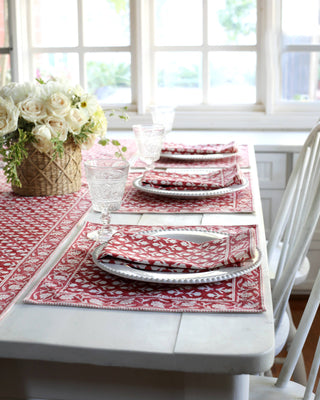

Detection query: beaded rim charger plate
xmin=132 ymin=175 xmax=248 ymax=199
xmin=160 ymin=151 xmax=237 ymax=161
xmin=92 ymin=228 xmax=262 ymax=284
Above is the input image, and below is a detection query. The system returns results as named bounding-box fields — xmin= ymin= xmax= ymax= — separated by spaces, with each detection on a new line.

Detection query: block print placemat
xmin=83 ymin=139 xmax=250 ymax=169
xmin=0 ymin=172 xmax=91 ymax=319
xmin=25 ymin=223 xmax=265 ymax=313
xmin=118 ymin=172 xmax=254 ymax=213
xmin=134 ymin=144 xmax=250 ymax=169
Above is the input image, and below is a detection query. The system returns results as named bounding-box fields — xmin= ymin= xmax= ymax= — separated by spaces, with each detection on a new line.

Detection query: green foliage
xmin=108 ymin=0 xmax=127 ymax=13
xmin=86 ymin=61 xmax=130 ymax=95
xmin=158 ymin=65 xmax=200 ymax=88
xmin=108 ymin=106 xmax=129 ymax=121
xmin=218 ymin=0 xmax=256 ymax=42
xmin=0 ymin=129 xmax=34 ymax=187
xmin=97 ymin=138 xmax=127 ymax=160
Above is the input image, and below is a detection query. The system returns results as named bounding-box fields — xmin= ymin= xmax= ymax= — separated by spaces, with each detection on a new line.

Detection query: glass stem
xmin=145 ymin=162 xmax=155 ymax=171
xmin=99 ymin=205 xmax=113 ymax=241
xmin=101 ymin=207 xmax=111 ymax=226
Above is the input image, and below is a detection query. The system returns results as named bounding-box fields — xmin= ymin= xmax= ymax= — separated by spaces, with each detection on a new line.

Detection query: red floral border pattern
xmin=0 ymin=172 xmax=91 ymax=319
xmin=25 ymin=223 xmax=265 ymax=313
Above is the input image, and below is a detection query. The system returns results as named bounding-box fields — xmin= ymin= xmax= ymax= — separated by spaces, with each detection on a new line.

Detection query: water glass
xmin=150 ymin=106 xmax=175 ymax=135
xmin=133 ymin=124 xmax=166 ymax=170
xmin=84 ymin=158 xmax=129 ymax=242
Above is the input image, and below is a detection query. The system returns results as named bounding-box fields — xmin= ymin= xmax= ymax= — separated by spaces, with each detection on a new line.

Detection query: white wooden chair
xmin=267 ymin=123 xmax=320 ymax=382
xmin=249 ymin=266 xmax=320 ymax=399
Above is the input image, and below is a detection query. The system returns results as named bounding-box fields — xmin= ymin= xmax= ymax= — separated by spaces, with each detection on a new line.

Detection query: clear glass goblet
xmin=84 ymin=158 xmax=129 ymax=242
xmin=150 ymin=106 xmax=175 ymax=135
xmin=133 ymin=124 xmax=166 ymax=170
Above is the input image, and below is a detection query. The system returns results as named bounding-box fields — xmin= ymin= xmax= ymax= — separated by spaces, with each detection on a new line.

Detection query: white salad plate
xmin=92 ymin=228 xmax=261 ymax=285
xmin=132 ymin=175 xmax=248 ymax=199
xmin=160 ymin=151 xmax=237 ymax=161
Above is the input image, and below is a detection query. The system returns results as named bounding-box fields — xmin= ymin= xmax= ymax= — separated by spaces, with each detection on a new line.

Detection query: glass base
xmin=87 ymin=227 xmax=117 ymax=242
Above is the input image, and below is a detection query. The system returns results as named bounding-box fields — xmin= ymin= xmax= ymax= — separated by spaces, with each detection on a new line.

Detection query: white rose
xmin=46 ymin=92 xmax=71 ymax=117
xmin=73 ymin=84 xmax=85 ymax=97
xmin=0 ymin=97 xmax=19 ymax=136
xmin=18 ymin=96 xmax=47 ymax=123
xmin=81 ymin=133 xmax=97 ymax=150
xmin=0 ymin=82 xmax=39 ymax=104
xmin=45 ymin=116 xmax=69 ymax=141
xmin=66 ymin=107 xmax=89 ymax=134
xmin=32 ymin=125 xmax=53 ymax=153
xmin=42 ymin=79 xmax=72 ymax=98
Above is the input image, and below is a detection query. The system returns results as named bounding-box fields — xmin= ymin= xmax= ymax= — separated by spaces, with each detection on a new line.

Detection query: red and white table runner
xmin=119 ymin=172 xmax=254 ymax=213
xmin=25 ymin=223 xmax=265 ymax=313
xmin=0 ymin=172 xmax=91 ymax=319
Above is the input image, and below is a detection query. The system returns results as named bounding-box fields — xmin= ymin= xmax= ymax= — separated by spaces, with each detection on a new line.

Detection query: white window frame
xmin=8 ymin=0 xmax=320 ymax=131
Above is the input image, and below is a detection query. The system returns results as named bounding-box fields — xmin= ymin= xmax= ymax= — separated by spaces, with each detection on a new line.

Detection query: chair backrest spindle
xmin=269 ymin=125 xmax=320 ymax=331
xmin=275 ymin=268 xmax=320 ymax=398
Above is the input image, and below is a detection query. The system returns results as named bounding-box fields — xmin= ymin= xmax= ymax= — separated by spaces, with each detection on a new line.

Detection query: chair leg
xmin=286 ymin=305 xmax=308 ymax=386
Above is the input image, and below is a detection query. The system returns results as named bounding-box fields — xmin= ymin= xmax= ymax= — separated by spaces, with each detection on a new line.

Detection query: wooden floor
xmin=272 ymin=295 xmax=320 ymax=389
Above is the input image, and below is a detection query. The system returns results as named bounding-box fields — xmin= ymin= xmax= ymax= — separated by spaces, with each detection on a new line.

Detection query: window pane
xmin=32 ymin=53 xmax=79 ymax=83
xmin=0 ymin=0 xmax=9 ymax=47
xmin=282 ymin=52 xmax=320 ymax=101
xmin=282 ymin=0 xmax=320 ymax=45
xmin=86 ymin=52 xmax=131 ymax=103
xmin=208 ymin=0 xmax=256 ymax=45
xmin=0 ymin=54 xmax=11 ymax=85
xmin=30 ymin=0 xmax=78 ymax=47
xmin=208 ymin=52 xmax=256 ymax=104
xmin=155 ymin=52 xmax=202 ymax=105
xmin=83 ymin=0 xmax=130 ymax=46
xmin=154 ymin=0 xmax=202 ymax=46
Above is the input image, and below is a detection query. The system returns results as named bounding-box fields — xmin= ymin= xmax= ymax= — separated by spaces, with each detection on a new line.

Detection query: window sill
xmin=108 ymin=129 xmax=309 ymax=153
xmin=107 ymin=110 xmax=319 ymax=132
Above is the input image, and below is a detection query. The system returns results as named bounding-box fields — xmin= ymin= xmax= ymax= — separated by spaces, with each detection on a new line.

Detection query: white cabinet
xmin=255 ymin=153 xmax=287 ymax=237
xmin=256 ymin=153 xmax=287 ymax=189
xmin=260 ymin=190 xmax=284 ymax=237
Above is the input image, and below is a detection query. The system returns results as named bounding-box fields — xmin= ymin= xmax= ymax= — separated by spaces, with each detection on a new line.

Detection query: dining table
xmin=0 ymin=131 xmax=275 ymax=400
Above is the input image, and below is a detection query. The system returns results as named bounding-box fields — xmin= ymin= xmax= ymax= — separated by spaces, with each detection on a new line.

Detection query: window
xmin=6 ymin=0 xmax=320 ymax=130
xmin=281 ymin=0 xmax=320 ymax=102
xmin=26 ymin=0 xmax=131 ymax=105
xmin=151 ymin=0 xmax=257 ymax=106
xmin=0 ymin=0 xmax=11 ymax=87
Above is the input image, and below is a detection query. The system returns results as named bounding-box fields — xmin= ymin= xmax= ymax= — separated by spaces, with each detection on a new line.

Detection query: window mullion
xmin=202 ymin=0 xmax=208 ymax=105
xmin=133 ymin=0 xmax=151 ymax=114
xmin=77 ymin=0 xmax=85 ymax=89
xmin=11 ymin=0 xmax=30 ymax=82
xmin=260 ymin=0 xmax=278 ymax=114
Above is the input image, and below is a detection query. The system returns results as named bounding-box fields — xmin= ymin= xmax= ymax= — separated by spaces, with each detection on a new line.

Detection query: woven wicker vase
xmin=12 ymin=140 xmax=82 ymax=196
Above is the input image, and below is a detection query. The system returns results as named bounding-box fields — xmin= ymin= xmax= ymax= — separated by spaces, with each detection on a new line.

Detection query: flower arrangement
xmin=0 ymin=77 xmax=127 ymax=187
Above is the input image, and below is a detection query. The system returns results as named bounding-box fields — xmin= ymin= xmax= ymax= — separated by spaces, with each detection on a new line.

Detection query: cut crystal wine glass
xmin=84 ymin=158 xmax=129 ymax=242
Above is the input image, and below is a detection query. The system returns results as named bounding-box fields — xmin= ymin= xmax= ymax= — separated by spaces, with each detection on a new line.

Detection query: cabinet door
xmin=256 ymin=153 xmax=287 ymax=189
xmin=260 ymin=189 xmax=284 ymax=238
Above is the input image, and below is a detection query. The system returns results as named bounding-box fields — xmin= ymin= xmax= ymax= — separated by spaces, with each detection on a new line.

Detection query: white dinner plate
xmin=92 ymin=228 xmax=261 ymax=285
xmin=160 ymin=151 xmax=237 ymax=161
xmin=132 ymin=175 xmax=248 ymax=199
